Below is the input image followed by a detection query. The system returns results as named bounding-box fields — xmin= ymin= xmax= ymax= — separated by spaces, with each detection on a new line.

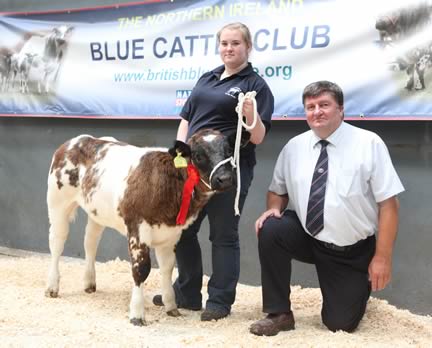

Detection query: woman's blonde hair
xmin=217 ymin=22 xmax=252 ymax=49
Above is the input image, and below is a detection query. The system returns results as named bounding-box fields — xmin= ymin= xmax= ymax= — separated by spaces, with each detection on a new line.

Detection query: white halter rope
xmin=233 ymin=91 xmax=258 ymax=215
xmin=199 ymin=156 xmax=236 ymax=190
xmin=198 ymin=91 xmax=258 ymax=206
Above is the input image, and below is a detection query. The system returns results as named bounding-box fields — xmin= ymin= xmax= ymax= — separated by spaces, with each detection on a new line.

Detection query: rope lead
xmin=233 ymin=91 xmax=258 ymax=215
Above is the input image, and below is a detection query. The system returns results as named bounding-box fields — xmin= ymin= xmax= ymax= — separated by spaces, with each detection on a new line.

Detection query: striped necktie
xmin=306 ymin=140 xmax=329 ymax=236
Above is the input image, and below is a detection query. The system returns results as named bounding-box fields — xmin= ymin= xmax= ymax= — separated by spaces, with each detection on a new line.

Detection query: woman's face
xmin=219 ymin=28 xmax=250 ymax=70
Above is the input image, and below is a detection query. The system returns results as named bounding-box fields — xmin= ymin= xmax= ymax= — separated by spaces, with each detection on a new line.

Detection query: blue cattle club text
xmin=90 ymin=25 xmax=330 ymax=61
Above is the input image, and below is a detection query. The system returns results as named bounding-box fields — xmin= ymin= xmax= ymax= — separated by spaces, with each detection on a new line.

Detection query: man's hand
xmin=368 ymin=254 xmax=392 ymax=291
xmin=368 ymin=196 xmax=399 ymax=291
xmin=255 ymin=208 xmax=282 ymax=236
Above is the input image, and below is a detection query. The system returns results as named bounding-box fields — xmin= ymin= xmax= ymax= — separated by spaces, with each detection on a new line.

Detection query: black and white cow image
xmin=45 ymin=129 xmax=236 ymax=325
xmin=375 ymin=2 xmax=431 ymax=43
xmin=375 ymin=2 xmax=432 ymax=90
xmin=41 ymin=25 xmax=73 ymax=92
xmin=9 ymin=52 xmax=39 ymax=94
xmin=406 ymin=47 xmax=432 ymax=90
xmin=2 ymin=25 xmax=73 ymax=94
xmin=0 ymin=52 xmax=12 ymax=92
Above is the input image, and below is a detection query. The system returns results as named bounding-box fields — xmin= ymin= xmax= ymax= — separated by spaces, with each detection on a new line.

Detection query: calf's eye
xmin=194 ymin=153 xmax=203 ymax=163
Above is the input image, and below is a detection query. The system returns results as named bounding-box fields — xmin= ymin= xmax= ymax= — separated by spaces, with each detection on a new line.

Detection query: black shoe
xmin=249 ymin=312 xmax=295 ymax=336
xmin=152 ymin=294 xmax=202 ymax=311
xmin=200 ymin=308 xmax=229 ymax=321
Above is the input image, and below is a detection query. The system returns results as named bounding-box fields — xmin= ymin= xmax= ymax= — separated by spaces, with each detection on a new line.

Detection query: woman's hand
xmin=242 ymin=97 xmax=255 ymax=126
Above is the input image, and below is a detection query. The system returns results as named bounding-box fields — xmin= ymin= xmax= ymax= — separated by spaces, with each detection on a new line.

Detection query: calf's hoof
xmin=84 ymin=285 xmax=96 ymax=293
xmin=45 ymin=289 xmax=58 ymax=298
xmin=167 ymin=308 xmax=181 ymax=317
xmin=130 ymin=318 xmax=147 ymax=326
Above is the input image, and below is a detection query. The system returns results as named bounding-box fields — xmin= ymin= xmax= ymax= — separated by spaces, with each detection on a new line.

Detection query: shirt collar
xmin=310 ymin=121 xmax=346 ymax=148
xmin=211 ymin=62 xmax=253 ymax=78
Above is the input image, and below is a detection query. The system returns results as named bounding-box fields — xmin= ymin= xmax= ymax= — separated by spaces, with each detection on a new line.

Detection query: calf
xmin=17 ymin=53 xmax=37 ymax=93
xmin=45 ymin=129 xmax=236 ymax=325
xmin=0 ymin=52 xmax=11 ymax=92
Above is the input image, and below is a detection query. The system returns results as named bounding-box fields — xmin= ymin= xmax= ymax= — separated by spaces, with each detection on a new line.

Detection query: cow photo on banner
xmin=1 ymin=0 xmax=432 ymax=119
xmin=0 ymin=25 xmax=73 ymax=96
xmin=375 ymin=1 xmax=432 ymax=93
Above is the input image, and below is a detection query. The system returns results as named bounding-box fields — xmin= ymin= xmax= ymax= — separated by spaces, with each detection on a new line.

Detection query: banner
xmin=1 ymin=0 xmax=432 ymax=119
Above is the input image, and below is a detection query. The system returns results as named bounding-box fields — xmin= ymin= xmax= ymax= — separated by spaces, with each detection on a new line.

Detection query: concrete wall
xmin=1 ymin=1 xmax=431 ymax=316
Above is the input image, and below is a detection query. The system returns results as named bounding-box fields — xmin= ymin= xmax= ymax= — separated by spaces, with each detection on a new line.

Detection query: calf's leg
xmin=83 ymin=217 xmax=104 ymax=293
xmin=155 ymin=244 xmax=180 ymax=317
xmin=128 ymin=237 xmax=151 ymax=326
xmin=45 ymin=204 xmax=76 ymax=298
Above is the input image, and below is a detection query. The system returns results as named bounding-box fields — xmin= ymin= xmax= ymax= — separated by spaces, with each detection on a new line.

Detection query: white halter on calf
xmin=199 ymin=156 xmax=236 ymax=191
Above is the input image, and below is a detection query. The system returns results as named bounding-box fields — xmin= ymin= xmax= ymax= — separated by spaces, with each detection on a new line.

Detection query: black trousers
xmin=258 ymin=210 xmax=376 ymax=332
xmin=173 ymin=157 xmax=255 ymax=314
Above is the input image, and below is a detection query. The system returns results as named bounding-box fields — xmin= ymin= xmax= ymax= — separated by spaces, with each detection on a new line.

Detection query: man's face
xmin=304 ymin=93 xmax=344 ymax=138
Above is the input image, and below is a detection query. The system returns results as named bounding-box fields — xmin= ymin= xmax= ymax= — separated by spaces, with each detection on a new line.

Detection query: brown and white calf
xmin=45 ymin=129 xmax=236 ymax=325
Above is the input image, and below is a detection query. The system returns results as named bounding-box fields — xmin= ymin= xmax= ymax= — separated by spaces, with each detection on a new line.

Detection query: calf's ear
xmin=168 ymin=140 xmax=191 ymax=158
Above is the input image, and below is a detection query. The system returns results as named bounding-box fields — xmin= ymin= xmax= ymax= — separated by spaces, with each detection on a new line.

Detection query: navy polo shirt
xmin=180 ymin=63 xmax=274 ymax=161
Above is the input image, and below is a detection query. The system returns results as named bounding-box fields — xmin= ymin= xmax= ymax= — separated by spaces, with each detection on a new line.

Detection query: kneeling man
xmin=250 ymin=81 xmax=404 ymax=336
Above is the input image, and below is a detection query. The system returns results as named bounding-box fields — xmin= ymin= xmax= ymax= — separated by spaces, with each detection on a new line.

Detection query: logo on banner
xmin=175 ymin=90 xmax=192 ymax=107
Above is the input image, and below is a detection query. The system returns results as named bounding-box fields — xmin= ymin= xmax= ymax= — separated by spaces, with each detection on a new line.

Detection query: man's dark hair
xmin=302 ymin=81 xmax=344 ymax=107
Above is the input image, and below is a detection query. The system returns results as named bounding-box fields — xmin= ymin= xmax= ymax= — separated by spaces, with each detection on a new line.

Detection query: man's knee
xmin=322 ymin=311 xmax=363 ymax=333
xmin=257 ymin=218 xmax=279 ymax=251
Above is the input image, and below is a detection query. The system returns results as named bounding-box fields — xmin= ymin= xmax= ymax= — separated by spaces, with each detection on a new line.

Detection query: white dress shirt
xmin=269 ymin=122 xmax=405 ymax=246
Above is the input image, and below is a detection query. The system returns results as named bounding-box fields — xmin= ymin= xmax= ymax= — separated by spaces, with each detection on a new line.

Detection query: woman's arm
xmin=176 ymin=119 xmax=189 ymax=142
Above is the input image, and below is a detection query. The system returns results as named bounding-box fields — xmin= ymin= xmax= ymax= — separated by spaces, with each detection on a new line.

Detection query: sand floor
xmin=1 ymin=248 xmax=431 ymax=347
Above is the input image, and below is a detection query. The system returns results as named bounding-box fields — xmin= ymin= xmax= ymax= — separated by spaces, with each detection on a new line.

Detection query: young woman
xmin=154 ymin=22 xmax=274 ymax=321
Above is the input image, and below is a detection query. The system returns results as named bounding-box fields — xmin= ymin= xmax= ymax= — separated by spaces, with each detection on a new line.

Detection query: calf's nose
xmin=212 ymin=172 xmax=236 ymax=191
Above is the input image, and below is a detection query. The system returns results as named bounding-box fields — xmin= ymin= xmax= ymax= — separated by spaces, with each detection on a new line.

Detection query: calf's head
xmin=187 ymin=129 xmax=236 ymax=192
xmin=45 ymin=25 xmax=74 ymax=59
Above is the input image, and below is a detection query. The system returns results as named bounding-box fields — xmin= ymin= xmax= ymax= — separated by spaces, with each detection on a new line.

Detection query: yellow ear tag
xmin=174 ymin=151 xmax=188 ymax=168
